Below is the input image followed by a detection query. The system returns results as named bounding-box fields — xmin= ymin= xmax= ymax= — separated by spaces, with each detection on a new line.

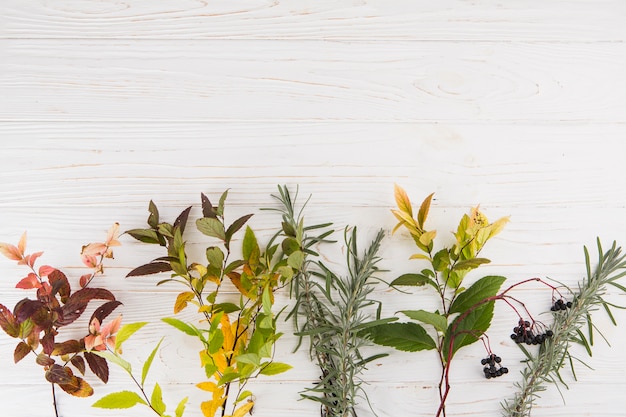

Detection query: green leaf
xmin=259 ymin=362 xmax=292 ymax=376
xmin=217 ymin=190 xmax=228 ymax=217
xmin=236 ymin=353 xmax=261 ymax=367
xmin=126 ymin=229 xmax=162 ymax=245
xmin=218 ymin=372 xmax=240 ymax=386
xmin=151 ymin=383 xmax=166 ymax=415
xmin=281 ymin=237 xmax=300 ymax=255
xmin=242 ymin=226 xmax=260 ymax=265
xmin=225 ymin=214 xmax=254 ymax=244
xmin=444 ymin=301 xmax=495 ymax=360
xmin=92 ymin=391 xmax=147 ymax=409
xmin=452 ymin=258 xmax=491 ymax=272
xmin=390 ymin=273 xmax=436 ymax=288
xmin=209 ymin=328 xmax=225 ymax=355
xmin=213 ymin=303 xmax=241 ymax=314
xmin=262 ymin=286 xmax=272 ymax=316
xmin=196 ymin=218 xmax=226 ymax=241
xmin=432 ymin=249 xmax=450 ymax=272
xmin=162 ymin=318 xmax=198 ymax=337
xmin=175 ymin=397 xmax=188 ymax=417
xmin=237 ymin=390 xmax=253 ymax=403
xmin=148 ymin=200 xmax=159 ymax=229
xmin=205 ymin=246 xmax=224 ymax=268
xmin=115 ymin=322 xmax=148 ymax=352
xmin=400 ymin=310 xmax=448 ymax=333
xmin=142 ymin=338 xmax=164 ymax=386
xmin=287 ymin=250 xmax=304 ymax=270
xmin=449 ymin=275 xmax=506 ymax=314
xmin=92 ymin=351 xmax=132 ymax=375
xmin=365 ymin=322 xmax=436 ymax=352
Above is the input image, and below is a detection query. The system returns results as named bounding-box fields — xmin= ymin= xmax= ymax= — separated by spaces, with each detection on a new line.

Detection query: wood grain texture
xmin=2 ymin=41 xmax=625 ymax=122
xmin=1 ymin=1 xmax=626 ymax=416
xmin=1 ymin=0 xmax=625 ymax=41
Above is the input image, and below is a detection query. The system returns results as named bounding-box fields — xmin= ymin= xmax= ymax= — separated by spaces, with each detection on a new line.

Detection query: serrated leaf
xmin=126 ymin=262 xmax=173 ymax=278
xmin=417 ymin=192 xmax=434 ymax=229
xmin=364 ymin=322 xmax=436 ymax=352
xmin=93 ymin=391 xmax=147 ymax=409
xmin=90 ymin=300 xmax=123 ymax=327
xmin=196 ymin=218 xmax=226 ymax=241
xmin=93 ymin=350 xmax=132 ymax=374
xmin=444 ymin=301 xmax=495 ymax=360
xmin=449 ymin=275 xmax=506 ymax=314
xmin=142 ymin=338 xmax=164 ymax=386
xmin=14 ymin=341 xmax=31 ymax=363
xmin=394 ymin=184 xmax=413 ymax=217
xmin=401 ymin=310 xmax=447 ymax=333
xmin=0 ymin=304 xmax=20 ymax=338
xmin=259 ymin=362 xmax=292 ymax=376
xmin=151 ymin=383 xmax=166 ymax=415
xmin=115 ymin=322 xmax=148 ymax=351
xmin=85 ymin=351 xmax=110 ymax=383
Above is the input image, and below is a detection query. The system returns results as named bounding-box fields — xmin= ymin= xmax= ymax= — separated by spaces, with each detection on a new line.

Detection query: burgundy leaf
xmin=84 ymin=351 xmax=110 ymax=383
xmin=52 ymin=339 xmax=83 ymax=356
xmin=201 ymin=193 xmax=217 ymax=219
xmin=58 ymin=371 xmax=93 ymax=397
xmin=71 ymin=355 xmax=86 ymax=375
xmin=90 ymin=300 xmax=123 ymax=325
xmin=14 ymin=298 xmax=49 ymax=327
xmin=48 ymin=269 xmax=71 ymax=304
xmin=36 ymin=353 xmax=55 ymax=367
xmin=126 ymin=261 xmax=172 ymax=277
xmin=58 ymin=288 xmax=115 ymax=327
xmin=45 ymin=364 xmax=73 ymax=385
xmin=14 ymin=341 xmax=31 ymax=363
xmin=174 ymin=206 xmax=193 ymax=235
xmin=41 ymin=330 xmax=56 ymax=355
xmin=0 ymin=303 xmax=20 ymax=338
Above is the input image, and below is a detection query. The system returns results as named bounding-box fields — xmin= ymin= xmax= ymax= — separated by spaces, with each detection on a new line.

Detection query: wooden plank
xmin=1 ymin=0 xmax=624 ymax=41
xmin=2 ymin=41 xmax=625 ymax=122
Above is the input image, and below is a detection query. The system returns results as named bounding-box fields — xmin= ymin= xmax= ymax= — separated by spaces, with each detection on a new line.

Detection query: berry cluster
xmin=481 ymin=353 xmax=508 ymax=379
xmin=510 ymin=318 xmax=553 ymax=345
xmin=550 ymin=298 xmax=572 ymax=311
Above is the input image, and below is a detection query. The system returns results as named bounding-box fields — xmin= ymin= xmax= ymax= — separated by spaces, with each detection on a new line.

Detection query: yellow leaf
xmin=409 ymin=253 xmax=431 ymax=261
xmin=201 ymin=399 xmax=221 ymax=417
xmin=417 ymin=193 xmax=434 ymax=229
xmin=470 ymin=206 xmax=489 ymax=228
xmin=226 ymin=401 xmax=254 ymax=417
xmin=418 ymin=230 xmax=437 ymax=248
xmin=488 ymin=216 xmax=510 ymax=239
xmin=174 ymin=291 xmax=195 ymax=314
xmin=220 ymin=314 xmax=234 ymax=351
xmin=197 ymin=381 xmax=218 ymax=392
xmin=394 ymin=184 xmax=413 ymax=217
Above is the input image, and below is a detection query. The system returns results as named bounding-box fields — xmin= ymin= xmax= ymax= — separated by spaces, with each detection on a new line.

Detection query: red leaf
xmin=58 ymin=288 xmax=115 ymax=327
xmin=48 ymin=269 xmax=71 ymax=304
xmin=0 ymin=303 xmax=20 ymax=338
xmin=71 ymin=355 xmax=86 ymax=375
xmin=79 ymin=274 xmax=91 ymax=288
xmin=14 ymin=341 xmax=31 ymax=363
xmin=38 ymin=265 xmax=56 ymax=277
xmin=13 ymin=299 xmax=48 ymax=326
xmin=16 ymin=273 xmax=41 ymax=290
xmin=90 ymin=300 xmax=123 ymax=325
xmin=84 ymin=351 xmax=110 ymax=383
xmin=126 ymin=261 xmax=172 ymax=277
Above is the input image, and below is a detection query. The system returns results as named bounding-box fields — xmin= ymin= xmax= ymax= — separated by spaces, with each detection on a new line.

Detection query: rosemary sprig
xmin=267 ymin=186 xmax=393 ymax=416
xmin=502 ymin=238 xmax=626 ymax=417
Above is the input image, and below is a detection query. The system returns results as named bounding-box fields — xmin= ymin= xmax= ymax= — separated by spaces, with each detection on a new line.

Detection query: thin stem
xmin=52 ymin=382 xmax=60 ymax=417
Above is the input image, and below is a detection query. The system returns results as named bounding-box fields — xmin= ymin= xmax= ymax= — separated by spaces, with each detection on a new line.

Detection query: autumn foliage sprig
xmin=0 ymin=225 xmax=124 ymax=414
xmin=126 ymin=190 xmax=296 ymax=417
xmin=366 ymin=185 xmax=510 ymax=417
xmin=502 ymin=239 xmax=626 ymax=417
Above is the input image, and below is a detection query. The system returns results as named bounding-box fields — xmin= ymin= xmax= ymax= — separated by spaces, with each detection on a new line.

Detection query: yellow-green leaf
xmin=417 ymin=192 xmax=434 ymax=229
xmin=93 ymin=391 xmax=147 ymax=409
xmin=394 ymin=184 xmax=413 ymax=217
xmin=151 ymin=383 xmax=166 ymax=415
xmin=259 ymin=362 xmax=292 ymax=376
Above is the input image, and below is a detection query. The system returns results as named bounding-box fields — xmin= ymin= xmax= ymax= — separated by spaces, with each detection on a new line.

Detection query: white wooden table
xmin=1 ymin=2 xmax=626 ymax=416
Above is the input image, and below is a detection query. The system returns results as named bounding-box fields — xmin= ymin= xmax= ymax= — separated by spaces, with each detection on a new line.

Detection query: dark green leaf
xmin=444 ymin=301 xmax=495 ymax=359
xmin=281 ymin=237 xmax=300 ymax=255
xmin=225 ymin=214 xmax=254 ymax=243
xmin=365 ymin=322 xmax=436 ymax=352
xmin=432 ymin=249 xmax=450 ymax=272
xmin=126 ymin=229 xmax=162 ymax=245
xmin=148 ymin=200 xmax=159 ymax=228
xmin=449 ymin=275 xmax=506 ymax=314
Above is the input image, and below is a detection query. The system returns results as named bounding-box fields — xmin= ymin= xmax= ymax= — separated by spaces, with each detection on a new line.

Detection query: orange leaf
xmin=17 ymin=232 xmax=27 ymax=256
xmin=0 ymin=242 xmax=22 ymax=261
xmin=38 ymin=265 xmax=56 ymax=277
xmin=394 ymin=184 xmax=413 ymax=217
xmin=174 ymin=292 xmax=195 ymax=314
xmin=24 ymin=251 xmax=44 ymax=268
xmin=15 ymin=273 xmax=41 ymax=290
